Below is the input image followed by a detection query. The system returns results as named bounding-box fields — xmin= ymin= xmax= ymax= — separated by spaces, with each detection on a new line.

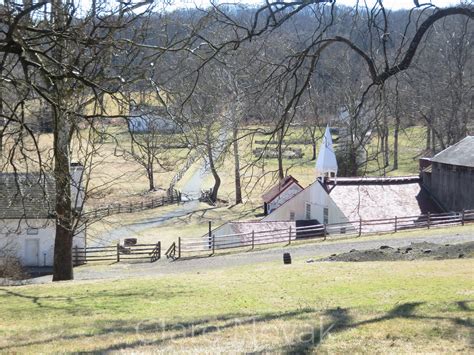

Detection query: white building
xmin=262 ymin=175 xmax=303 ymax=215
xmin=262 ymin=126 xmax=440 ymax=231
xmin=0 ymin=165 xmax=86 ymax=267
xmin=206 ymin=126 xmax=442 ymax=245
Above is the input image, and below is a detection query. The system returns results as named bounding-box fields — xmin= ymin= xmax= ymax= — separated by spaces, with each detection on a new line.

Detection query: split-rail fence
xmin=165 ymin=209 xmax=474 ymax=260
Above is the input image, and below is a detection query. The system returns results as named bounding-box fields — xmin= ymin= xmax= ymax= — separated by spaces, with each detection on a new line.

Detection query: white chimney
xmin=70 ymin=163 xmax=85 ymax=210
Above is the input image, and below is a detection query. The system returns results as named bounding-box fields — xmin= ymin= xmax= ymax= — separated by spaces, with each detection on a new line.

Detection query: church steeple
xmin=316 ymin=125 xmax=338 ymax=180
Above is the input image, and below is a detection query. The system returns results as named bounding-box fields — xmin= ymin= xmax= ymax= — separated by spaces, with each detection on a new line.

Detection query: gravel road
xmin=31 ymin=229 xmax=473 ymax=284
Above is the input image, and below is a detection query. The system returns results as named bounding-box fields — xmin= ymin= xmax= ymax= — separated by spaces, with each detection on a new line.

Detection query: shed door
xmin=25 ymin=239 xmax=40 ymax=266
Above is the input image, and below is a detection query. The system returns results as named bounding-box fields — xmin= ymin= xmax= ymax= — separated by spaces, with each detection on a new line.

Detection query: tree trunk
xmin=52 ymin=111 xmax=74 ymax=281
xmin=383 ymin=128 xmax=389 ymax=169
xmin=233 ymin=128 xmax=242 ymax=204
xmin=426 ymin=124 xmax=431 ymax=152
xmin=393 ymin=116 xmax=400 ymax=170
xmin=431 ymin=126 xmax=436 ymax=154
xmin=277 ymin=127 xmax=284 ymax=179
xmin=207 ymin=138 xmax=221 ymax=203
xmin=147 ymin=154 xmax=155 ymax=191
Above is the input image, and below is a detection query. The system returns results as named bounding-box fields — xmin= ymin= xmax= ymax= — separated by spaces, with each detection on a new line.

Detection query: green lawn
xmin=1 ymin=258 xmax=472 ymax=353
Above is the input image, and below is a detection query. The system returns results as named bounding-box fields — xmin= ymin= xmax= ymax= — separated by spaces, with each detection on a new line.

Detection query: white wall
xmin=0 ymin=219 xmax=86 ymax=267
xmin=268 ymin=184 xmax=303 ymax=214
xmin=263 ymin=180 xmax=350 ymax=226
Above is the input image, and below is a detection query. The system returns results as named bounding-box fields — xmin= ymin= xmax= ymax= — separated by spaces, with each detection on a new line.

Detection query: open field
xmin=87 ymin=201 xmax=262 ymax=249
xmin=1 ymin=118 xmax=428 ymax=210
xmin=0 ymin=255 xmax=472 ymax=353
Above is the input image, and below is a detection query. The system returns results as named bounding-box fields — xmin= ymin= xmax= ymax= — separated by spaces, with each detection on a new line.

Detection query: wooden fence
xmin=82 ymin=189 xmax=182 ymax=221
xmin=166 ymin=209 xmax=474 ymax=259
xmin=74 ymin=241 xmax=161 ymax=264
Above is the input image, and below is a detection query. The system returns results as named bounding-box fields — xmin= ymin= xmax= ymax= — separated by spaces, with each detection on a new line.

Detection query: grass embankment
xmin=0 ymin=258 xmax=472 ymax=353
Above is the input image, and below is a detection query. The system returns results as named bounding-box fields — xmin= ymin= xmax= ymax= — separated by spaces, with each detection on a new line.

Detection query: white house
xmin=262 ymin=175 xmax=303 ymax=215
xmin=0 ymin=164 xmax=86 ymax=267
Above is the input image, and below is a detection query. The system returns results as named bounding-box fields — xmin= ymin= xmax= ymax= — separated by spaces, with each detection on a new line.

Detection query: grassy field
xmin=0 ymin=257 xmax=472 ymax=353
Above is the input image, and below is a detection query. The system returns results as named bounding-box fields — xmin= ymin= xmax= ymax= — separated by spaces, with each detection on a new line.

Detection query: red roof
xmin=262 ymin=175 xmax=303 ymax=203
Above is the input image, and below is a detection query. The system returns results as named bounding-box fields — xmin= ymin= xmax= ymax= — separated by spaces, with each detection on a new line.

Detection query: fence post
xmin=461 ymin=209 xmax=465 ymax=226
xmin=394 ymin=216 xmax=398 ymax=233
xmin=107 ymin=206 xmax=110 ymax=216
xmin=158 ymin=241 xmax=161 ymax=260
xmin=358 ymin=218 xmax=362 ymax=237
xmin=323 ymin=224 xmax=327 ymax=240
xmin=208 ymin=221 xmax=212 ymax=250
xmin=118 ymin=203 xmax=121 ymax=213
xmin=141 ymin=201 xmax=144 ymax=210
xmin=116 ymin=243 xmax=120 ymax=262
xmin=288 ymin=226 xmax=292 ymax=245
xmin=178 ymin=237 xmax=181 ymax=259
xmin=129 ymin=202 xmax=132 ymax=213
xmin=151 ymin=199 xmax=154 ymax=208
xmin=74 ymin=246 xmax=78 ymax=266
xmin=251 ymin=230 xmax=255 ymax=250
xmin=162 ymin=196 xmax=165 ymax=206
xmin=427 ymin=212 xmax=431 ymax=229
xmin=212 ymin=234 xmax=215 ymax=255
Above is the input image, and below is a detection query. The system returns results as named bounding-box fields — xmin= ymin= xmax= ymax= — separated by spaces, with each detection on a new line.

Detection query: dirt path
xmin=32 ymin=229 xmax=473 ymax=283
xmin=90 ymin=160 xmax=211 ymax=247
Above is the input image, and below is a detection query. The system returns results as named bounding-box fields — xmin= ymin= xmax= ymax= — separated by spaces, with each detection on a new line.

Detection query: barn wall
xmin=0 ymin=219 xmax=86 ymax=267
xmin=268 ymin=184 xmax=303 ymax=213
xmin=430 ymin=163 xmax=474 ymax=211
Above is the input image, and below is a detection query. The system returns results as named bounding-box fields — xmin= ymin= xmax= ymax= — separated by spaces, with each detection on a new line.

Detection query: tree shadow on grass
xmin=0 ymin=286 xmax=190 ymax=314
xmin=0 ymin=307 xmax=316 ymax=351
xmin=274 ymin=301 xmax=474 ymax=354
xmin=1 ymin=301 xmax=472 ymax=352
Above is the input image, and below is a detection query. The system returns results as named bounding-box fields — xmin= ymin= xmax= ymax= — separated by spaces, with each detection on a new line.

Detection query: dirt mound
xmin=321 ymin=241 xmax=474 ymax=262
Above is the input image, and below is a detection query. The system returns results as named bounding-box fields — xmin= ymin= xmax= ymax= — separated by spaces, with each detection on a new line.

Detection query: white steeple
xmin=316 ymin=125 xmax=338 ymax=179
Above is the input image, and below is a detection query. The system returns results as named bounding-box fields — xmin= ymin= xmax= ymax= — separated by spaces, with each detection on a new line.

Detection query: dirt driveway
xmin=31 ymin=229 xmax=474 ymax=284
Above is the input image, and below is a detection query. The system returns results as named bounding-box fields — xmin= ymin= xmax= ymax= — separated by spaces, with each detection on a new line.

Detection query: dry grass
xmin=0 ymin=258 xmax=472 ymax=353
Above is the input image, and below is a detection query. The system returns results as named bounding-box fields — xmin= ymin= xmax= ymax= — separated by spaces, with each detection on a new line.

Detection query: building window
xmin=289 ymin=211 xmax=295 ymax=221
xmin=305 ymin=203 xmax=311 ymax=220
xmin=323 ymin=207 xmax=329 ymax=224
xmin=27 ymin=228 xmax=39 ymax=235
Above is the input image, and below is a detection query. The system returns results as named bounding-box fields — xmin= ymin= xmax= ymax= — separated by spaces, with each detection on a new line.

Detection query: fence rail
xmin=82 ymin=189 xmax=182 ymax=221
xmin=172 ymin=209 xmax=474 ymax=258
xmin=74 ymin=242 xmax=162 ymax=264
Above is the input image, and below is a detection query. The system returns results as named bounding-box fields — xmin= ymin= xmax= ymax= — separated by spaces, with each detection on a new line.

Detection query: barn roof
xmin=431 ymin=136 xmax=474 ymax=168
xmin=0 ymin=173 xmax=55 ymax=219
xmin=327 ymin=177 xmax=442 ymax=221
xmin=262 ymin=175 xmax=302 ymax=203
xmin=226 ymin=221 xmax=295 ymax=236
